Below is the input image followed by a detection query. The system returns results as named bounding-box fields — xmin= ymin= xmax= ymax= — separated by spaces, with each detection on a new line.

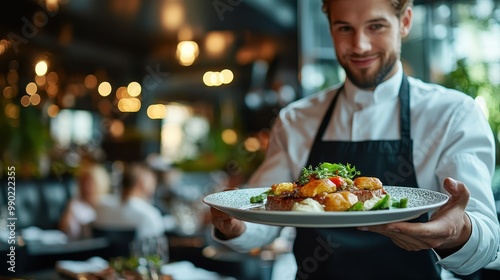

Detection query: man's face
xmin=325 ymin=0 xmax=412 ymax=89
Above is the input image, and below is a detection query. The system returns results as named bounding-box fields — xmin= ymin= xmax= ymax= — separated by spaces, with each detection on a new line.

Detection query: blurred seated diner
xmin=93 ymin=161 xmax=166 ymax=239
xmin=58 ymin=161 xmax=114 ymax=241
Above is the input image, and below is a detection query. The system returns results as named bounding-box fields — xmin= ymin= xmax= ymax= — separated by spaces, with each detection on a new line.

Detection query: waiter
xmin=209 ymin=0 xmax=500 ymax=279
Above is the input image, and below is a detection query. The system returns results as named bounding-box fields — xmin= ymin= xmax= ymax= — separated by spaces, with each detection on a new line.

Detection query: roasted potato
xmin=298 ymin=178 xmax=336 ymax=197
xmin=271 ymin=182 xmax=296 ymax=195
xmin=353 ymin=177 xmax=383 ymax=190
xmin=322 ymin=191 xmax=359 ymax=211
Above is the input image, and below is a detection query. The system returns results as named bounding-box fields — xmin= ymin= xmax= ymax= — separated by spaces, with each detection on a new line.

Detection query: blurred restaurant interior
xmin=1 ymin=0 xmax=500 ymax=279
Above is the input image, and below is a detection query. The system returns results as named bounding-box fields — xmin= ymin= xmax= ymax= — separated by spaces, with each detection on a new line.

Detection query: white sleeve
xmin=435 ymin=99 xmax=500 ymax=274
xmin=211 ymin=222 xmax=283 ymax=253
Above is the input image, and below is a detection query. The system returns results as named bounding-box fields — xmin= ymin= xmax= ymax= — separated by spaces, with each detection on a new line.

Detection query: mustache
xmin=348 ymin=54 xmax=377 ymax=59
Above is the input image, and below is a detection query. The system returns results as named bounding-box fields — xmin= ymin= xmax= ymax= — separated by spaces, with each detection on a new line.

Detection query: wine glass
xmin=131 ymin=235 xmax=169 ymax=280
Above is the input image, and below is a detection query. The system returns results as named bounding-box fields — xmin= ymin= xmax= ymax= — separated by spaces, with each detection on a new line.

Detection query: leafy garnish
xmin=371 ymin=194 xmax=391 ymax=210
xmin=249 ymin=189 xmax=272 ymax=203
xmin=298 ymin=162 xmax=360 ymax=185
xmin=391 ymin=197 xmax=408 ymax=208
xmin=347 ymin=201 xmax=364 ymax=211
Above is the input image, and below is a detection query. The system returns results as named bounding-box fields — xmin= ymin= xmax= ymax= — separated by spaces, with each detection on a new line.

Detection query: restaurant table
xmin=5 ymin=261 xmax=238 ymax=280
xmin=0 ymin=236 xmax=111 ymax=277
xmin=166 ymin=227 xmax=275 ymax=280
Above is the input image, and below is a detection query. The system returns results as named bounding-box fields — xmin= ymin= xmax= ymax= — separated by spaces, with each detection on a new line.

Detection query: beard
xmin=340 ymin=52 xmax=398 ymax=89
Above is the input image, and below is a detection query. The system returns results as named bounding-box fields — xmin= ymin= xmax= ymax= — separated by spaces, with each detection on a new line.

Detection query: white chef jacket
xmin=214 ymin=62 xmax=500 ymax=277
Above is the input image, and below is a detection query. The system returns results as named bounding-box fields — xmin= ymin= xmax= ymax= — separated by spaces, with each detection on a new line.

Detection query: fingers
xmin=361 ymin=179 xmax=472 ymax=251
xmin=367 ymin=224 xmax=430 ymax=251
xmin=210 ymin=207 xmax=245 ymax=239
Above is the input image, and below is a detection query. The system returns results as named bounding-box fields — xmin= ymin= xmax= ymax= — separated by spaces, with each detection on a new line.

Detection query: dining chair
xmin=91 ymin=226 xmax=137 ymax=259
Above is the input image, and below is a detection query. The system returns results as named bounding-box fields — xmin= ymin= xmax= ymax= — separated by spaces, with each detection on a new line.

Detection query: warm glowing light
xmin=205 ymin=32 xmax=227 ymax=57
xmin=3 ymin=86 xmax=13 ymax=98
xmin=220 ymin=69 xmax=234 ymax=84
xmin=26 ymin=82 xmax=37 ymax=95
xmin=244 ymin=137 xmax=261 ymax=152
xmin=161 ymin=2 xmax=184 ymax=30
xmin=45 ymin=0 xmax=59 ymax=13
xmin=116 ymin=86 xmax=128 ymax=99
xmin=47 ymin=104 xmax=60 ymax=117
xmin=35 ymin=75 xmax=46 ymax=86
xmin=210 ymin=72 xmax=222 ymax=86
xmin=176 ymin=41 xmax=199 ymax=66
xmin=117 ymin=97 xmax=141 ymax=112
xmin=127 ymin=81 xmax=141 ymax=97
xmin=147 ymin=104 xmax=167 ymax=119
xmin=35 ymin=61 xmax=48 ymax=76
xmin=20 ymin=95 xmax=30 ymax=107
xmin=30 ymin=93 xmax=41 ymax=105
xmin=47 ymin=72 xmax=58 ymax=84
xmin=98 ymin=81 xmax=112 ymax=97
xmin=203 ymin=69 xmax=233 ymax=86
xmin=203 ymin=72 xmax=213 ymax=86
xmin=0 ymin=39 xmax=11 ymax=55
xmin=4 ymin=103 xmax=19 ymax=119
xmin=84 ymin=75 xmax=98 ymax=89
xmin=221 ymin=129 xmax=238 ymax=145
xmin=46 ymin=84 xmax=58 ymax=97
xmin=109 ymin=119 xmax=125 ymax=137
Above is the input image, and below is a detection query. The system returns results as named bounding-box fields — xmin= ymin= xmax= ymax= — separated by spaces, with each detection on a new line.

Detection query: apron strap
xmin=309 ymin=74 xmax=412 ymax=153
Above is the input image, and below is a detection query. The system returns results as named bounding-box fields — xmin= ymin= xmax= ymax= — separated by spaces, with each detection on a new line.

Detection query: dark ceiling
xmin=0 ymin=0 xmax=299 ymax=106
xmin=1 ymin=0 xmax=439 ymax=106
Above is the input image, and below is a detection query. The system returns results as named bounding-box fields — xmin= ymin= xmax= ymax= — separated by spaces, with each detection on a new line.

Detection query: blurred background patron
xmin=58 ymin=162 xmax=112 ymax=240
xmin=94 ymin=162 xmax=165 ymax=239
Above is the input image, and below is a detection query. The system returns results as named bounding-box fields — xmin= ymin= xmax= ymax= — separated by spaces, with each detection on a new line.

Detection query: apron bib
xmin=293 ymin=76 xmax=441 ymax=280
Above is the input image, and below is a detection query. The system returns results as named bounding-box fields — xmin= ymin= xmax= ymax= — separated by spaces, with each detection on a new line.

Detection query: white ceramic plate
xmin=203 ymin=186 xmax=449 ymax=228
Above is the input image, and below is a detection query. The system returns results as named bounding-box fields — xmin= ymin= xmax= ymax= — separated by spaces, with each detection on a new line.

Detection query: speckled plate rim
xmin=203 ymin=186 xmax=449 ymax=228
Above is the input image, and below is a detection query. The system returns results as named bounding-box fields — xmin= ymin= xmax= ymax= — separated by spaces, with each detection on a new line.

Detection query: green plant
xmin=1 ymin=105 xmax=53 ymax=178
xmin=442 ymin=59 xmax=500 ymax=157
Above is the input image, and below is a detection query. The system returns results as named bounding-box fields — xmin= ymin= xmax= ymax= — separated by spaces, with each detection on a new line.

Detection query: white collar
xmin=343 ymin=61 xmax=404 ymax=108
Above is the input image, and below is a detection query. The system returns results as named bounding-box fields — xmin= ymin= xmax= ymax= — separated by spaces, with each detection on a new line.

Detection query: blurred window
xmin=50 ymin=109 xmax=101 ymax=148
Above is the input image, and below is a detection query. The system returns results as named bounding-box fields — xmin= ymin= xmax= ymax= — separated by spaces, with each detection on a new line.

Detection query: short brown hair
xmin=120 ymin=162 xmax=156 ymax=201
xmin=322 ymin=0 xmax=414 ymax=17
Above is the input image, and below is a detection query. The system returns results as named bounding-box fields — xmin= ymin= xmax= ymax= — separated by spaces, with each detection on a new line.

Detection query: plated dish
xmin=203 ymin=186 xmax=449 ymax=228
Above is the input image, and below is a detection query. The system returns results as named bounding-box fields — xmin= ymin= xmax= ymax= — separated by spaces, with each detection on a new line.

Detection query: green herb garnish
xmin=391 ymin=197 xmax=408 ymax=208
xmin=347 ymin=201 xmax=364 ymax=211
xmin=249 ymin=189 xmax=272 ymax=203
xmin=371 ymin=194 xmax=391 ymax=210
xmin=298 ymin=162 xmax=360 ymax=185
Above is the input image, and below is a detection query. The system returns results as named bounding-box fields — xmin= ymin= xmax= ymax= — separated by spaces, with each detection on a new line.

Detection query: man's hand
xmin=358 ymin=177 xmax=472 ymax=257
xmin=210 ymin=188 xmax=246 ymax=240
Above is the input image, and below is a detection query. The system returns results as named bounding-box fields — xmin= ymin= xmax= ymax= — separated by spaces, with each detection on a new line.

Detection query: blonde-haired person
xmin=59 ymin=162 xmax=113 ymax=240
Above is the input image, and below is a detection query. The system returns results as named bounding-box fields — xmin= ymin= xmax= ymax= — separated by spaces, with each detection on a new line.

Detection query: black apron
xmin=293 ymin=75 xmax=441 ymax=280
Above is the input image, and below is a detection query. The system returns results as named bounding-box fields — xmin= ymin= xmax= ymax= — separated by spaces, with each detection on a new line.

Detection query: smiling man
xmin=209 ymin=0 xmax=500 ymax=279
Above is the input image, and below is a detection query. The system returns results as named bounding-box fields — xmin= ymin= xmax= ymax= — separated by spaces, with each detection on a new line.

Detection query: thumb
xmin=443 ymin=177 xmax=469 ymax=206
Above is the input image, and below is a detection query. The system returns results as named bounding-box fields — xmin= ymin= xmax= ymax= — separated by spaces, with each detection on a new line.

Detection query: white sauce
xmin=363 ymin=194 xmax=385 ymax=210
xmin=292 ymin=198 xmax=325 ymax=212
